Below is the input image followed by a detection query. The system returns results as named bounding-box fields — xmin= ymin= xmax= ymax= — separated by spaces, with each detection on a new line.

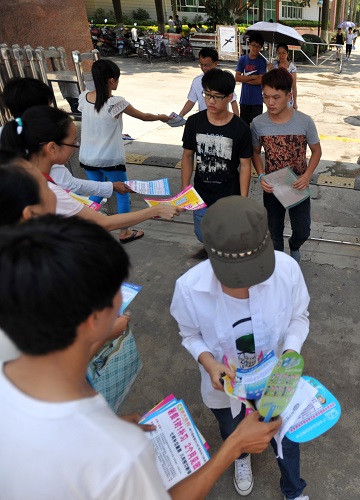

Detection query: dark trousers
xmin=211 ymin=406 xmax=306 ymax=498
xmin=240 ymin=104 xmax=263 ymax=126
xmin=346 ymin=43 xmax=352 ymax=57
xmin=263 ymin=192 xmax=311 ymax=252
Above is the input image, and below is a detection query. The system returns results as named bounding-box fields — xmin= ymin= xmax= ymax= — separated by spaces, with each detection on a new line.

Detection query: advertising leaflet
xmin=144 ymin=185 xmax=206 ymax=211
xmin=119 ymin=282 xmax=142 ymax=315
xmin=141 ymin=397 xmax=210 ymax=489
xmin=124 ymin=178 xmax=171 ymax=196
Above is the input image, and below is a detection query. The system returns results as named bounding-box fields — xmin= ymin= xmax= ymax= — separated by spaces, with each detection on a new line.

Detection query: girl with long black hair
xmin=79 ymin=59 xmax=170 ymax=243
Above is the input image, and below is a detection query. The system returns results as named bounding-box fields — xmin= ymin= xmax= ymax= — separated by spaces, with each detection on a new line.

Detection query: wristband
xmin=258 ymin=173 xmax=265 ymax=181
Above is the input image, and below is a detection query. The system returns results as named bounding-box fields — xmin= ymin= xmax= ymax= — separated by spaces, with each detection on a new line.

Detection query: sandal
xmin=120 ymin=229 xmax=144 ymax=244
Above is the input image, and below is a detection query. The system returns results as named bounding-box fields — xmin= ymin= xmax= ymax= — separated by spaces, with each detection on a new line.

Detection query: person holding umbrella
xmin=268 ymin=43 xmax=298 ymax=109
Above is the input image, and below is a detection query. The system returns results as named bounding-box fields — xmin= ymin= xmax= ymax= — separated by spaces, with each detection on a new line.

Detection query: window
xmin=177 ymin=0 xmax=205 ymax=13
xmin=281 ymin=1 xmax=303 ymax=19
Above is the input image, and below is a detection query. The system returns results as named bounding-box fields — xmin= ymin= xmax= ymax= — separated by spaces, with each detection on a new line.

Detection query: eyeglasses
xmin=199 ymin=63 xmax=215 ymax=69
xmin=250 ymin=43 xmax=262 ymax=49
xmin=59 ymin=141 xmax=80 ymax=148
xmin=202 ymin=91 xmax=228 ymax=102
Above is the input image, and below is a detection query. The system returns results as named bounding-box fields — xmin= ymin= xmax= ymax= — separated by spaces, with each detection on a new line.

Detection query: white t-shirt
xmin=79 ymin=92 xmax=129 ymax=168
xmin=48 ymin=181 xmax=83 ymax=217
xmin=0 ymin=362 xmax=170 ymax=500
xmin=188 ymin=74 xmax=238 ymax=112
xmin=51 ymin=164 xmax=113 ymax=198
xmin=346 ymin=33 xmax=355 ymax=44
xmin=0 ymin=330 xmax=19 ymax=361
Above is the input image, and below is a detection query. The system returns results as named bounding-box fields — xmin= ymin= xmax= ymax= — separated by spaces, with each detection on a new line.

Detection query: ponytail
xmin=91 ymin=59 xmax=120 ymax=112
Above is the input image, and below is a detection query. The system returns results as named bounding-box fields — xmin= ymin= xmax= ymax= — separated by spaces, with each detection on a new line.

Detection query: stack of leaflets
xmin=144 ymin=185 xmax=206 ymax=211
xmin=167 ymin=112 xmax=186 ymax=127
xmin=141 ymin=395 xmax=210 ymax=489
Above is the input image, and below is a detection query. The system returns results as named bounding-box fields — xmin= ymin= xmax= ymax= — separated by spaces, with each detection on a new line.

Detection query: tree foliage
xmin=204 ymin=0 xmax=311 ymax=25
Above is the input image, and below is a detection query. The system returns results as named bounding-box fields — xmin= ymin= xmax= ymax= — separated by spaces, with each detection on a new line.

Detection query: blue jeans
xmin=211 ymin=407 xmax=306 ymax=498
xmin=263 ymin=192 xmax=311 ymax=252
xmin=211 ymin=406 xmax=247 ymax=460
xmin=84 ymin=169 xmax=130 ymax=215
xmin=193 ymin=207 xmax=208 ymax=243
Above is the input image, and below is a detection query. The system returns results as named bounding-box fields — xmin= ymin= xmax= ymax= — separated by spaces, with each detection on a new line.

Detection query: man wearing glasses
xmin=235 ymin=34 xmax=266 ymax=126
xmin=179 ymin=48 xmax=239 ymax=117
xmin=181 ymin=69 xmax=252 ymax=243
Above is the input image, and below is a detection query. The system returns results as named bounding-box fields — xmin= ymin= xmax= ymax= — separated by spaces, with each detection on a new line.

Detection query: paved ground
xmin=68 ymin=51 xmax=360 ymax=499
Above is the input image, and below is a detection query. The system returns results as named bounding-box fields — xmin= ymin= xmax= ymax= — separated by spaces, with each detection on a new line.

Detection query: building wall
xmin=1 ymin=0 xmax=92 ymax=66
xmin=85 ymin=0 xmax=158 ymax=20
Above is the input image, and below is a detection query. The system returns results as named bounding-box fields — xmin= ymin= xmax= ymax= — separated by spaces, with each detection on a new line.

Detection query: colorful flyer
xmin=68 ymin=192 xmax=101 ymax=210
xmin=119 ymin=282 xmax=142 ymax=315
xmin=141 ymin=399 xmax=210 ymax=489
xmin=258 ymin=352 xmax=304 ymax=422
xmin=223 ymin=351 xmax=278 ymax=401
xmin=125 ymin=178 xmax=170 ymax=196
xmin=286 ymin=376 xmax=341 ymax=443
xmin=144 ymin=185 xmax=206 ymax=211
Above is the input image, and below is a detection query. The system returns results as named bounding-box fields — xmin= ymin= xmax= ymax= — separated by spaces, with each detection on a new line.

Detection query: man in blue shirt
xmin=235 ymin=33 xmax=266 ymax=125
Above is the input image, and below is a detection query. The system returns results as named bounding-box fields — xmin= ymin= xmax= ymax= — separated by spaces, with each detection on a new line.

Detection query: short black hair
xmin=262 ymin=67 xmax=293 ymax=93
xmin=0 ymin=161 xmax=41 ymax=227
xmin=0 ymin=215 xmax=130 ymax=355
xmin=2 ymin=77 xmax=54 ymax=118
xmin=199 ymin=47 xmax=218 ymax=62
xmin=249 ymin=33 xmax=264 ymax=47
xmin=202 ymin=69 xmax=235 ymax=96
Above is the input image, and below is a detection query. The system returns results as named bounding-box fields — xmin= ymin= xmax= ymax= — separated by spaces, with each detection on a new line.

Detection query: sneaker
xmin=233 ymin=455 xmax=253 ymax=496
xmin=290 ymin=249 xmax=301 ymax=264
xmin=284 ymin=495 xmax=309 ymax=500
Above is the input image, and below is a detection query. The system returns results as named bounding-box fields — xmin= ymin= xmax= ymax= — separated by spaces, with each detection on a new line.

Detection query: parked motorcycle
xmin=171 ymin=36 xmax=196 ymax=62
xmin=90 ymin=26 xmax=101 ymax=49
xmin=96 ymin=26 xmax=122 ymax=57
xmin=139 ymin=34 xmax=169 ymax=63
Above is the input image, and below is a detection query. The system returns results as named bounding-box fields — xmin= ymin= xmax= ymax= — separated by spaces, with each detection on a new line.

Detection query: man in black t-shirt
xmin=181 ymin=69 xmax=253 ymax=242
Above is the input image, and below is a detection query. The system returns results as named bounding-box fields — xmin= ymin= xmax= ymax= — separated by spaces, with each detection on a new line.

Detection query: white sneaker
xmin=233 ymin=455 xmax=253 ymax=496
xmin=284 ymin=495 xmax=309 ymax=500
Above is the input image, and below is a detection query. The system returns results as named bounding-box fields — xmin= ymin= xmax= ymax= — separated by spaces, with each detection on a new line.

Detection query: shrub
xmin=132 ymin=8 xmax=150 ymax=21
xmin=294 ymin=42 xmax=314 ymax=61
xmin=90 ymin=8 xmax=116 ymax=24
xmin=303 ymin=33 xmax=327 ymax=53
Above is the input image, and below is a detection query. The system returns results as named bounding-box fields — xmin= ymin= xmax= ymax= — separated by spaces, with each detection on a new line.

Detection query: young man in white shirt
xmin=179 ymin=48 xmax=239 ymax=117
xmin=0 ymin=215 xmax=281 ymax=500
xmin=171 ymin=196 xmax=310 ymax=500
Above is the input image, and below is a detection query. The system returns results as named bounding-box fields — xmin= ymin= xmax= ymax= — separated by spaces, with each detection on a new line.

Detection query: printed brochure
xmin=144 ymin=185 xmax=206 ymax=210
xmin=141 ymin=396 xmax=210 ymax=489
xmin=263 ymin=167 xmax=311 ymax=209
xmin=124 ymin=178 xmax=170 ymax=196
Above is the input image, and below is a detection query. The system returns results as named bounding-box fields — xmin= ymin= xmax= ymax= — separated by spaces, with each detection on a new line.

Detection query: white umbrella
xmin=245 ymin=22 xmax=305 ymax=46
xmin=338 ymin=21 xmax=355 ymax=29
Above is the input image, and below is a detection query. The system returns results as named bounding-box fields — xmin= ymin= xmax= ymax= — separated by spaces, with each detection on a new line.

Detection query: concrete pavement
xmin=69 ymin=52 xmax=360 ymax=499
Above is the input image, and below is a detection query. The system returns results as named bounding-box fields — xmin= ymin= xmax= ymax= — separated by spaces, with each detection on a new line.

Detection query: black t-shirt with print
xmin=182 ymin=110 xmax=253 ymax=206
